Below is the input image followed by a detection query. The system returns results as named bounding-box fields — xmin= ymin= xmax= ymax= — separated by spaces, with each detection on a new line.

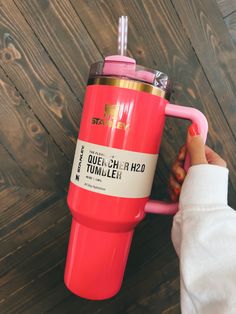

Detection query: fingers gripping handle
xmin=144 ymin=104 xmax=208 ymax=215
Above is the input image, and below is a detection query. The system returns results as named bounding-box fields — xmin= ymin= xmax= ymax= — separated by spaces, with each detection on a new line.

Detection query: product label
xmin=70 ymin=140 xmax=158 ymax=198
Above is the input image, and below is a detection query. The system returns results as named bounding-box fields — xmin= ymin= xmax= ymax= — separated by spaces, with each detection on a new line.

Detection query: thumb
xmin=187 ymin=123 xmax=207 ymax=166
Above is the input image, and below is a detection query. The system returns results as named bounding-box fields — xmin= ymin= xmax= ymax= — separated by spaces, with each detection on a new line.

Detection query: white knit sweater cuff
xmin=179 ymin=164 xmax=229 ymax=210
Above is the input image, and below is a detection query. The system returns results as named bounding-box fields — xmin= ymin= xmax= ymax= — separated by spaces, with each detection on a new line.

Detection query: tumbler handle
xmin=144 ymin=103 xmax=208 ymax=215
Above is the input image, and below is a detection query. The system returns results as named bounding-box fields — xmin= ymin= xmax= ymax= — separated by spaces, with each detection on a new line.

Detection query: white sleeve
xmin=171 ymin=165 xmax=236 ymax=314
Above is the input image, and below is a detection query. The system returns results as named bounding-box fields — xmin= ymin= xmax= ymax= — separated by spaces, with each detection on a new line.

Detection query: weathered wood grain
xmin=171 ymin=0 xmax=236 ymax=137
xmin=0 ymin=190 xmax=58 ymax=240
xmin=0 ymin=0 xmax=236 ymax=313
xmin=0 ymin=234 xmax=67 ymax=314
xmin=71 ymin=0 xmax=236 ymax=207
xmin=0 ymin=67 xmax=70 ymax=190
xmin=0 ymin=186 xmax=30 ymax=211
xmin=225 ymin=11 xmax=236 ymax=46
xmin=0 ymin=188 xmax=69 ymax=313
xmin=0 ymin=144 xmax=33 ymax=188
xmin=216 ymin=0 xmax=236 ymax=17
xmin=0 ymin=0 xmax=82 ymax=160
xmin=14 ymin=0 xmax=102 ymax=102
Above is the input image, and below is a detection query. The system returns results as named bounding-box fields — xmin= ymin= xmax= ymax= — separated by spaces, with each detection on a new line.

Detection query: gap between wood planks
xmin=169 ymin=0 xmax=236 ymax=142
xmin=13 ymin=0 xmax=86 ymax=107
xmin=0 ymin=33 xmax=72 ymax=166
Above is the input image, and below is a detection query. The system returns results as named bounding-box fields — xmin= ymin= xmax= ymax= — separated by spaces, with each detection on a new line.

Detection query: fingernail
xmin=174 ymin=187 xmax=180 ymax=195
xmin=189 ymin=123 xmax=200 ymax=136
xmin=178 ymin=150 xmax=183 ymax=158
xmin=176 ymin=173 xmax=182 ymax=181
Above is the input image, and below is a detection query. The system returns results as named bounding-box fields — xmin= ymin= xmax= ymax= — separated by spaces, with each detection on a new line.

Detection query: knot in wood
xmin=53 ymin=93 xmax=63 ymax=106
xmin=0 ymin=45 xmax=21 ymax=63
xmin=136 ymin=48 xmax=144 ymax=56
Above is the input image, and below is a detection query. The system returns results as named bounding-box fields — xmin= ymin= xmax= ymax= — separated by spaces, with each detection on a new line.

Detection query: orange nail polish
xmin=176 ymin=173 xmax=182 ymax=181
xmin=174 ymin=187 xmax=180 ymax=195
xmin=189 ymin=123 xmax=200 ymax=136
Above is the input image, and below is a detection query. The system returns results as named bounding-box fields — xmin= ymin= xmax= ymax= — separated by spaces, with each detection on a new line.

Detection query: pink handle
xmin=144 ymin=104 xmax=208 ymax=215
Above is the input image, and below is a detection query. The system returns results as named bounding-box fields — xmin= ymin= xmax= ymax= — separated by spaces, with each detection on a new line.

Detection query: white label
xmin=70 ymin=140 xmax=158 ymax=198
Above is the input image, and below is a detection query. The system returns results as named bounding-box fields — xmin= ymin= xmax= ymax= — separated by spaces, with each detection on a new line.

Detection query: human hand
xmin=169 ymin=123 xmax=227 ymax=202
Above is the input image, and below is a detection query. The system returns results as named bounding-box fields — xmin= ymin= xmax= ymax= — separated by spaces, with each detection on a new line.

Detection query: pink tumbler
xmin=64 ymin=16 xmax=208 ymax=300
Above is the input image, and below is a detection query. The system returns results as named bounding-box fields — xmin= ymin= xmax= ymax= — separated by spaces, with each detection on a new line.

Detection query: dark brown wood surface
xmin=224 ymin=11 xmax=236 ymax=46
xmin=0 ymin=1 xmax=235 ymax=313
xmin=216 ymin=0 xmax=236 ymax=17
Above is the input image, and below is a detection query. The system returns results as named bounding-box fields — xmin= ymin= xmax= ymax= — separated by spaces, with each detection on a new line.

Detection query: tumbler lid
xmin=89 ymin=55 xmax=169 ymax=92
xmin=64 ymin=219 xmax=133 ymax=300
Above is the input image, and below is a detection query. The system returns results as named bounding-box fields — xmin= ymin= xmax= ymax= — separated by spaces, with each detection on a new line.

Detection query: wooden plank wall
xmin=0 ymin=0 xmax=235 ymax=313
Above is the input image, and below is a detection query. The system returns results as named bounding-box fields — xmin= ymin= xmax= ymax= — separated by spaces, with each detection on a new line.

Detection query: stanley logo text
xmin=91 ymin=104 xmax=129 ymax=130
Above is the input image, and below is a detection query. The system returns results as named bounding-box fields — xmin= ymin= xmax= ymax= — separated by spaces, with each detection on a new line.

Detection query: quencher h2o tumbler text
xmin=64 ymin=16 xmax=208 ymax=300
